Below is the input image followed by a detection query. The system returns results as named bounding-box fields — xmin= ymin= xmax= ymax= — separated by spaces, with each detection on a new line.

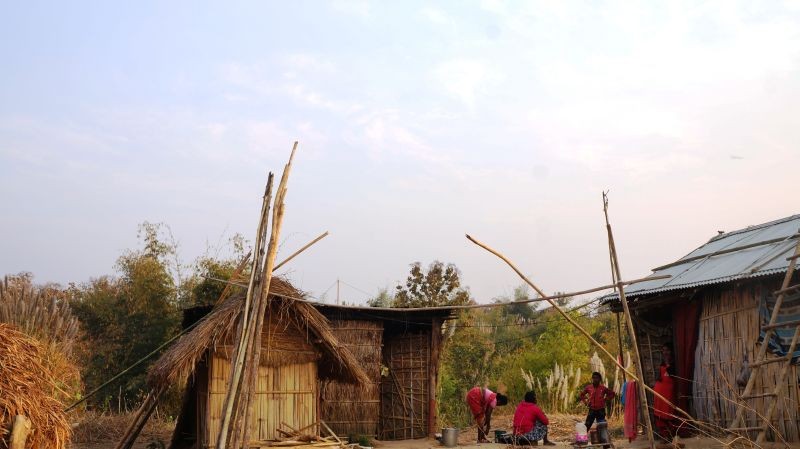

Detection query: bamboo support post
xmin=217 ymin=172 xmax=274 ymax=449
xmin=603 ymin=192 xmax=656 ymax=449
xmin=730 ymin=234 xmax=800 ymax=438
xmin=239 ymin=143 xmax=297 ymax=448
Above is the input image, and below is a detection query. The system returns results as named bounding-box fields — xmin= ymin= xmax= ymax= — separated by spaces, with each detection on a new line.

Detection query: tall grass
xmin=520 ymin=351 xmax=632 ymax=415
xmin=0 ymin=274 xmax=82 ymax=403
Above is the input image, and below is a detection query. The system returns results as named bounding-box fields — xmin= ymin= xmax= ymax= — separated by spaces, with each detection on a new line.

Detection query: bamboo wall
xmin=693 ymin=281 xmax=800 ymax=442
xmin=320 ymin=320 xmax=383 ymax=438
xmin=380 ymin=331 xmax=430 ymax=440
xmin=204 ymin=357 xmax=318 ymax=447
xmin=200 ymin=317 xmax=320 ymax=447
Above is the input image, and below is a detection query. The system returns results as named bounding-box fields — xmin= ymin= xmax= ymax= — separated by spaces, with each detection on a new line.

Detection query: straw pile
xmin=0 ymin=323 xmax=72 ymax=449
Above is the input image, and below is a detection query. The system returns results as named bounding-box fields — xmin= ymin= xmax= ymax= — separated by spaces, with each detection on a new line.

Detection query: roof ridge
xmin=706 ymin=213 xmax=800 ymax=243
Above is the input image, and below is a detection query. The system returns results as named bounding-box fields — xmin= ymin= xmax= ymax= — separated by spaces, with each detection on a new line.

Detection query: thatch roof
xmin=148 ymin=277 xmax=370 ymax=388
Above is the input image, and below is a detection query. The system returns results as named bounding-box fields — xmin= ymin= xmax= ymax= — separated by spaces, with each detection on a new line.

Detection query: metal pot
xmin=442 ymin=428 xmax=459 ymax=447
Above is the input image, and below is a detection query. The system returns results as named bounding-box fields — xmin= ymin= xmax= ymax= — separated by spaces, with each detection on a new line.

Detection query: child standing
xmin=579 ymin=372 xmax=615 ymax=430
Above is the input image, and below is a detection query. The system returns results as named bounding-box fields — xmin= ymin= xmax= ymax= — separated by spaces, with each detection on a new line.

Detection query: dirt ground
xmin=67 ymin=412 xmax=800 ymax=449
xmin=375 ymin=413 xmax=800 ymax=449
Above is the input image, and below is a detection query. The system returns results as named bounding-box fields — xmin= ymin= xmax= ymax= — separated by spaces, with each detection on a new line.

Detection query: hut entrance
xmin=380 ymin=331 xmax=430 ymax=440
xmin=634 ymin=299 xmax=700 ymax=416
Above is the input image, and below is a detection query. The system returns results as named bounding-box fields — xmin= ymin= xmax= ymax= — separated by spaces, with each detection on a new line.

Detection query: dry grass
xmin=0 ymin=323 xmax=72 ymax=449
xmin=69 ymin=411 xmax=174 ymax=445
xmin=0 ymin=274 xmax=80 ymax=355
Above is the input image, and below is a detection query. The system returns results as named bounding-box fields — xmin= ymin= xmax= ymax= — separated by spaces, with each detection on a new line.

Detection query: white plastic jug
xmin=574 ymin=422 xmax=588 ymax=444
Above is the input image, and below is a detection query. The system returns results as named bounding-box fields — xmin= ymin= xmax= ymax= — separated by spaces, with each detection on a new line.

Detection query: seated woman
xmin=512 ymin=391 xmax=555 ymax=446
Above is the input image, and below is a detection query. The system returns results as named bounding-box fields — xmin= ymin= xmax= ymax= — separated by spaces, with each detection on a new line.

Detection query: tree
xmin=70 ymin=223 xmax=180 ymax=411
xmin=501 ymin=284 xmax=537 ymax=322
xmin=394 ymin=261 xmax=471 ymax=308
xmin=367 ymin=287 xmax=394 ymax=308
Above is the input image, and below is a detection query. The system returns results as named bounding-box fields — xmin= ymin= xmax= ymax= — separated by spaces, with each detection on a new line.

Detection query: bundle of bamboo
xmin=0 ymin=323 xmax=72 ymax=449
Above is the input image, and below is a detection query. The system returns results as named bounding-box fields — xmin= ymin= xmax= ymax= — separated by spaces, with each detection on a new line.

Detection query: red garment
xmin=623 ymin=381 xmax=638 ymax=441
xmin=653 ymin=364 xmax=676 ymax=419
xmin=580 ymin=384 xmax=615 ymax=410
xmin=512 ymin=402 xmax=549 ymax=435
xmin=466 ymin=387 xmax=496 ymax=420
xmin=673 ymin=301 xmax=700 ymax=412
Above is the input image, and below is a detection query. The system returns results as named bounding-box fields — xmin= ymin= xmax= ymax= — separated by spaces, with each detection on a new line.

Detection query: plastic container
xmin=574 ymin=422 xmax=588 ymax=444
xmin=494 ymin=430 xmax=507 ymax=442
xmin=442 ymin=428 xmax=459 ymax=447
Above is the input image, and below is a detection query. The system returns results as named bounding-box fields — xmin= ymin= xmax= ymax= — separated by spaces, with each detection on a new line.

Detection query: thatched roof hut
xmin=149 ymin=278 xmax=370 ymax=449
xmin=603 ymin=214 xmax=800 ymax=442
xmin=159 ymin=279 xmax=457 ymax=447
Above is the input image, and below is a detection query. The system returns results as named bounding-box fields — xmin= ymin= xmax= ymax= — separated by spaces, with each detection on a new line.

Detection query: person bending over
xmin=513 ymin=391 xmax=555 ymax=446
xmin=466 ymin=386 xmax=508 ymax=443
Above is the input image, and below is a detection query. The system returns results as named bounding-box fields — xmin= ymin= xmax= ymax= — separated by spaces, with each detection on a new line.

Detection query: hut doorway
xmin=634 ymin=300 xmax=700 ymax=416
xmin=380 ymin=331 xmax=430 ymax=440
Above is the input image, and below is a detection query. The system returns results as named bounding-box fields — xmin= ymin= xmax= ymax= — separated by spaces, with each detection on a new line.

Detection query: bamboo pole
xmin=730 ymin=237 xmax=800 ymax=435
xmin=239 ymin=142 xmax=297 ymax=448
xmin=273 ymin=231 xmax=329 ymax=271
xmin=602 ymin=192 xmax=656 ymax=449
xmin=217 ymin=173 xmax=275 ymax=449
xmin=215 ymin=251 xmax=253 ymax=306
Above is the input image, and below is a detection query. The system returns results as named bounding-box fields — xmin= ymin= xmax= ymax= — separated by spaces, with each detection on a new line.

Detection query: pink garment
xmin=485 ymin=388 xmax=497 ymax=409
xmin=624 ymin=381 xmax=638 ymax=441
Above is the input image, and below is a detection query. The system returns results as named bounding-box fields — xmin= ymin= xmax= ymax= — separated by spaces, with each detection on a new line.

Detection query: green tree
xmin=394 ymin=261 xmax=471 ymax=308
xmin=367 ymin=287 xmax=394 ymax=308
xmin=70 ymin=223 xmax=180 ymax=411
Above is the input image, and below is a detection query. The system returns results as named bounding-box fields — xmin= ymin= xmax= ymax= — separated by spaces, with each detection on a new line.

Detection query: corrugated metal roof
xmin=605 ymin=214 xmax=800 ymax=300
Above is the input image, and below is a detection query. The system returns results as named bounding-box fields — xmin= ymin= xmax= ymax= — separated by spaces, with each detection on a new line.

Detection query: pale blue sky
xmin=2 ymin=1 xmax=799 ymax=303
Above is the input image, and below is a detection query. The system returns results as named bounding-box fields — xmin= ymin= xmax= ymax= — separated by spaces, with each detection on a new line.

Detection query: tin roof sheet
xmin=604 ymin=214 xmax=800 ymax=300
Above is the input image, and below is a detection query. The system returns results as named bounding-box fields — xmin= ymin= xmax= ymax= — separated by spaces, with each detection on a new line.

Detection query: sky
xmin=1 ymin=1 xmax=799 ymax=305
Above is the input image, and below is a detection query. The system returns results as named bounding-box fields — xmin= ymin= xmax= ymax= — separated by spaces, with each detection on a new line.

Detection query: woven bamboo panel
xmin=320 ymin=320 xmax=383 ymax=438
xmin=693 ymin=281 xmax=800 ymax=442
xmin=204 ymin=356 xmax=318 ymax=447
xmin=380 ymin=331 xmax=430 ymax=440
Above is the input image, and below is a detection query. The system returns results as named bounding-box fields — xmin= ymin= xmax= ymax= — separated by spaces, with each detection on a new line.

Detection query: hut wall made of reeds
xmin=692 ymin=279 xmax=800 ymax=442
xmin=320 ymin=320 xmax=383 ymax=438
xmin=198 ymin=313 xmax=321 ymax=447
xmin=315 ymin=305 xmax=449 ymax=441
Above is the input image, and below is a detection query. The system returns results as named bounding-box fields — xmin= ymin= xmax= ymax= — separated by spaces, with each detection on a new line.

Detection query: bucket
xmin=442 ymin=428 xmax=459 ymax=447
xmin=596 ymin=421 xmax=609 ymax=444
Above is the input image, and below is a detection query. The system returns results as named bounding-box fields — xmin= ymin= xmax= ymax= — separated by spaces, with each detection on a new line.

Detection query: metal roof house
xmin=604 ymin=214 xmax=800 ymax=441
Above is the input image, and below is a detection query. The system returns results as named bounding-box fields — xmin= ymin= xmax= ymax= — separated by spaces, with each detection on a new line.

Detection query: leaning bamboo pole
xmin=238 ymin=142 xmax=297 ymax=448
xmin=603 ymin=192 xmax=656 ymax=449
xmin=465 ymin=235 xmax=717 ymax=438
xmin=216 ymin=172 xmax=275 ymax=449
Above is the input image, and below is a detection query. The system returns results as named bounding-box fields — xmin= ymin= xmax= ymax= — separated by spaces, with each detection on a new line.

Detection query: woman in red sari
xmin=653 ymin=343 xmax=682 ymax=447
